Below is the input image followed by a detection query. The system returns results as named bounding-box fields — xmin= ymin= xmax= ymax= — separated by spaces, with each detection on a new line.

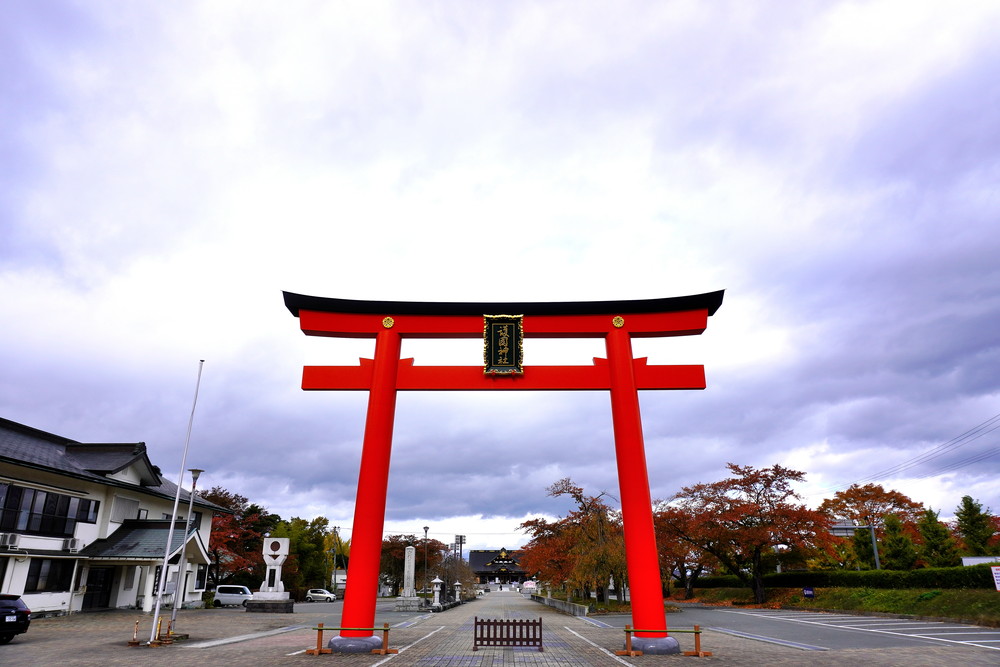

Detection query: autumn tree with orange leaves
xmin=661 ymin=463 xmax=829 ymax=603
xmin=819 ymin=483 xmax=924 ymax=529
xmin=519 ymin=479 xmax=626 ymax=603
xmin=201 ymin=486 xmax=280 ymax=587
xmin=653 ymin=503 xmax=712 ymax=599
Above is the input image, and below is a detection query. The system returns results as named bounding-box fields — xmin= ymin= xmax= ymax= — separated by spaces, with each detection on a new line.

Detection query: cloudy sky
xmin=3 ymin=1 xmax=999 ymax=552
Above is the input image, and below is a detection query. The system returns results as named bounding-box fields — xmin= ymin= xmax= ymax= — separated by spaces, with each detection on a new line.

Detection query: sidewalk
xmin=4 ymin=591 xmax=999 ymax=665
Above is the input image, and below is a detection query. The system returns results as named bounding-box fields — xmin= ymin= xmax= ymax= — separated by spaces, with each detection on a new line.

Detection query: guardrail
xmin=616 ymin=624 xmax=711 ymax=657
xmin=528 ymin=594 xmax=591 ymax=616
xmin=473 ymin=616 xmax=543 ymax=652
xmin=305 ymin=623 xmax=397 ymax=656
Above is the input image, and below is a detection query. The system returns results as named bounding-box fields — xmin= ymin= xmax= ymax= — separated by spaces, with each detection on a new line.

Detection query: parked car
xmin=213 ymin=585 xmax=253 ymax=607
xmin=0 ymin=594 xmax=30 ymax=644
xmin=304 ymin=588 xmax=337 ymax=602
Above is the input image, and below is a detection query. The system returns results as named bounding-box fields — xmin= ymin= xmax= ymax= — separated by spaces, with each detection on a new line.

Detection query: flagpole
xmin=149 ymin=360 xmax=205 ymax=644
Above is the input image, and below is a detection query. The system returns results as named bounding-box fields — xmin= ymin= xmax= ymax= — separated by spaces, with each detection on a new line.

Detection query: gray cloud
xmin=2 ymin=2 xmax=999 ymax=547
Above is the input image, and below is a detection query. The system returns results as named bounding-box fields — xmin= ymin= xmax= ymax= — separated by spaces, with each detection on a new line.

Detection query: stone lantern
xmin=453 ymin=581 xmax=462 ymax=602
xmin=431 ymin=576 xmax=443 ymax=607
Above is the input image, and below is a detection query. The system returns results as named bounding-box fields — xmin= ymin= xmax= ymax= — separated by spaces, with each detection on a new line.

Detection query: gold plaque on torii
xmin=483 ymin=315 xmax=523 ymax=375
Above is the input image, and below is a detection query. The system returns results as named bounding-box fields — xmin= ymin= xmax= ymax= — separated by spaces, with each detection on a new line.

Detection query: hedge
xmin=690 ymin=564 xmax=997 ymax=590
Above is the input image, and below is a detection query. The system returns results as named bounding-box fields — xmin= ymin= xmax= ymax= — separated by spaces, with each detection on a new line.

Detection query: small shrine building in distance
xmin=468 ymin=548 xmax=529 ymax=587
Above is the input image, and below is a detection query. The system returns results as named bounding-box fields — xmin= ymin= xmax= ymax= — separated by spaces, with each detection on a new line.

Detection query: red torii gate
xmin=283 ymin=290 xmax=724 ymax=654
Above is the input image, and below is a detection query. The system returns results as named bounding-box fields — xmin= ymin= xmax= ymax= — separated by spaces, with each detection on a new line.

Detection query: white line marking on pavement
xmin=581 ymin=617 xmax=614 ymax=628
xmin=187 ymin=625 xmax=306 ymax=648
xmin=371 ymin=625 xmax=446 ymax=666
xmin=563 ymin=626 xmax=633 ymax=665
xmin=719 ymin=609 xmax=1000 ymax=651
xmin=394 ymin=614 xmax=433 ymax=628
xmin=709 ymin=627 xmax=828 ymax=651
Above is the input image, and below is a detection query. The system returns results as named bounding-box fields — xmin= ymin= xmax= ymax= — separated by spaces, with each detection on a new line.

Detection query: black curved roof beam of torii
xmin=282 ymin=290 xmax=724 ymax=392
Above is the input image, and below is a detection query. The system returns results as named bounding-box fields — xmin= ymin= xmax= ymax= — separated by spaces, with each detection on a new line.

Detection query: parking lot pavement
xmin=4 ymin=594 xmax=999 ymax=666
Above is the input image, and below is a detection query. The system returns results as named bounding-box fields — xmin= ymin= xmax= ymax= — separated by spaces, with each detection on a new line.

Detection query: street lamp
xmin=423 ymin=526 xmax=429 ymax=606
xmin=149 ymin=360 xmax=204 ymax=645
xmin=170 ymin=468 xmax=203 ymax=629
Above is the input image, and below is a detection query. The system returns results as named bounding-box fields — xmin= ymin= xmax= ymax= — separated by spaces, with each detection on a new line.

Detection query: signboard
xmin=483 ymin=315 xmax=523 ymax=375
xmin=992 ymin=566 xmax=1000 ymax=592
xmin=802 ymin=587 xmax=815 ymax=599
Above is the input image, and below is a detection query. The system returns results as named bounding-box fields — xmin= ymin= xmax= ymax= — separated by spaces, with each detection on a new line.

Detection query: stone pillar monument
xmin=394 ymin=546 xmax=421 ymax=610
xmin=247 ymin=537 xmax=293 ymax=613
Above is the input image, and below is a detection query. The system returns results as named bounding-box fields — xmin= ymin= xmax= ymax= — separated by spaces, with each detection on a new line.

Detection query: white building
xmin=0 ymin=417 xmax=226 ymax=615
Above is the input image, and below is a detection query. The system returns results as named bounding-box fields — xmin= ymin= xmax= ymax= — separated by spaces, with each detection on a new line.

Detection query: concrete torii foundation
xmin=283 ymin=290 xmax=724 ymax=654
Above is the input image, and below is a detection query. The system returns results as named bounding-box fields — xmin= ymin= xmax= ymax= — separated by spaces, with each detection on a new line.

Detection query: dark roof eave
xmin=0 ymin=458 xmax=232 ymax=514
xmin=283 ymin=290 xmax=725 ymax=318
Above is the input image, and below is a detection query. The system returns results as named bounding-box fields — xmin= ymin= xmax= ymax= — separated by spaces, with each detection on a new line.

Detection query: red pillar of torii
xmin=283 ymin=290 xmax=723 ymax=654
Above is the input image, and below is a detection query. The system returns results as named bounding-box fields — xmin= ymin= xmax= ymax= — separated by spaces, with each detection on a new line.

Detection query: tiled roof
xmin=79 ymin=520 xmax=199 ymax=560
xmin=468 ymin=548 xmax=525 ymax=573
xmin=0 ymin=417 xmax=228 ymax=514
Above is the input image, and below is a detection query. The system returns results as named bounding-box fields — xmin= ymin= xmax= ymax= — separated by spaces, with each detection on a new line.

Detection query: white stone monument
xmin=256 ymin=537 xmax=290 ymax=600
xmin=394 ymin=545 xmax=422 ymax=610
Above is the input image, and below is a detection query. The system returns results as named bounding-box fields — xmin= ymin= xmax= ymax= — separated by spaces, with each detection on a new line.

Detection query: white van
xmin=213 ymin=585 xmax=253 ymax=607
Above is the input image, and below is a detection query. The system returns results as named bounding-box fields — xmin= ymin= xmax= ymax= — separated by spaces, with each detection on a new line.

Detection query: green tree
xmin=271 ymin=516 xmax=333 ymax=594
xmin=326 ymin=529 xmax=350 ymax=593
xmin=954 ymin=496 xmax=997 ymax=556
xmin=849 ymin=527 xmax=878 ymax=569
xmin=917 ymin=508 xmax=961 ymax=567
xmin=881 ymin=514 xmax=918 ymax=570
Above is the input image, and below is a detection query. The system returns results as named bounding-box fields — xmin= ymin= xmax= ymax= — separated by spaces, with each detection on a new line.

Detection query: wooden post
xmin=682 ymin=624 xmax=713 ymax=657
xmin=305 ymin=623 xmax=332 ymax=655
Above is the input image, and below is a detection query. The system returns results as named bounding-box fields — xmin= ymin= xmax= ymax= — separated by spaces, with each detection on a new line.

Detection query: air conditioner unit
xmin=0 ymin=533 xmax=20 ymax=548
xmin=62 ymin=538 xmax=82 ymax=552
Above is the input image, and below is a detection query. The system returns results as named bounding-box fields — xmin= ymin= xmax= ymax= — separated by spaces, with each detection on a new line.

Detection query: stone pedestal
xmin=394 ymin=595 xmax=422 ymax=611
xmin=246 ymin=599 xmax=294 ymax=613
xmin=629 ymin=636 xmax=681 ymax=655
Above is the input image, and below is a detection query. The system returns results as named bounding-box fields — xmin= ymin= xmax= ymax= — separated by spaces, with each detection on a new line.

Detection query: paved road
xmin=595 ymin=604 xmax=1000 ymax=652
xmin=3 ymin=591 xmax=999 ymax=666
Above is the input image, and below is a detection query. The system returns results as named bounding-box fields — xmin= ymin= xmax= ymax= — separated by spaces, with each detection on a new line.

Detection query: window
xmin=0 ymin=483 xmax=98 ymax=537
xmin=123 ymin=566 xmax=136 ymax=590
xmin=25 ymin=558 xmax=75 ymax=592
xmin=110 ymin=496 xmax=140 ymax=523
xmin=195 ymin=564 xmax=207 ymax=590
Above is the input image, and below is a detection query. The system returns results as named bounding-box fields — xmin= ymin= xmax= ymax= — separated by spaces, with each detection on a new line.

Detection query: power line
xmin=813 ymin=410 xmax=1000 ymax=496
xmin=845 ymin=412 xmax=1000 ymax=486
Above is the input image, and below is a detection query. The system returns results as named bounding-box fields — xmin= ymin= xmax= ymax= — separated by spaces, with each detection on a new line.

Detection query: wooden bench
xmin=472 ymin=616 xmax=543 ymax=652
xmin=305 ymin=623 xmax=397 ymax=656
xmin=616 ymin=624 xmax=712 ymax=657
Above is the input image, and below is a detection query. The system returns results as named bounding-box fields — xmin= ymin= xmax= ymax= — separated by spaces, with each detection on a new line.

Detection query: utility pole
xmin=422 ymin=526 xmax=429 ymax=606
xmin=332 ymin=526 xmax=341 ymax=593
